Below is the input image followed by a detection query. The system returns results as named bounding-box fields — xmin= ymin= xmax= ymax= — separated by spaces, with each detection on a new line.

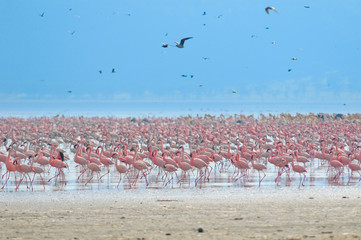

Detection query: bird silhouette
xmin=202 ymin=11 xmax=206 ymax=16
xmin=112 ymin=68 xmax=116 ymax=73
xmin=265 ymin=6 xmax=278 ymax=14
xmin=175 ymin=37 xmax=193 ymax=48
xmin=39 ymin=12 xmax=45 ymax=17
xmin=161 ymin=43 xmax=169 ymax=48
xmin=232 ymin=90 xmax=237 ymax=94
xmin=67 ymin=90 xmax=72 ymax=94
xmin=99 ymin=70 xmax=102 ymax=74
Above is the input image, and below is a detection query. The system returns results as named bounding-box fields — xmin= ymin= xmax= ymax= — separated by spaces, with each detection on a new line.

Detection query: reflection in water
xmin=1 ymin=152 xmax=359 ymax=193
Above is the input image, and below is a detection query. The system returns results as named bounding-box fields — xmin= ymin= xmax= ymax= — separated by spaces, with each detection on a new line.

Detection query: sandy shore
xmin=1 ymin=187 xmax=361 ymax=240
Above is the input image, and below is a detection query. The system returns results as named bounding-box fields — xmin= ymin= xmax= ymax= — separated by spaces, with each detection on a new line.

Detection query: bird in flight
xmin=291 ymin=57 xmax=298 ymax=60
xmin=265 ymin=6 xmax=278 ymax=14
xmin=304 ymin=6 xmax=310 ymax=8
xmin=99 ymin=70 xmax=102 ymax=74
xmin=190 ymin=75 xmax=194 ymax=78
xmin=232 ymin=90 xmax=237 ymax=94
xmin=39 ymin=12 xmax=45 ymax=17
xmin=175 ymin=37 xmax=193 ymax=48
xmin=161 ymin=43 xmax=169 ymax=48
xmin=68 ymin=30 xmax=75 ymax=35
xmin=181 ymin=75 xmax=187 ymax=77
xmin=112 ymin=68 xmax=116 ymax=73
xmin=198 ymin=85 xmax=203 ymax=87
xmin=203 ymin=11 xmax=206 ymax=16
xmin=67 ymin=90 xmax=72 ymax=93
xmin=288 ymin=69 xmax=292 ymax=72
xmin=202 ymin=57 xmax=209 ymax=60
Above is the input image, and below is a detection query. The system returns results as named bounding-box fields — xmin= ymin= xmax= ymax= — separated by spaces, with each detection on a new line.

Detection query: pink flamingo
xmin=97 ymin=146 xmax=114 ymax=179
xmin=131 ymin=146 xmax=150 ymax=186
xmin=329 ymin=160 xmax=344 ymax=182
xmin=30 ymin=159 xmax=45 ymax=190
xmin=13 ymin=158 xmax=33 ymax=190
xmin=115 ymin=156 xmax=128 ymax=188
xmin=348 ymin=161 xmax=361 ymax=182
xmin=291 ymin=158 xmax=307 ymax=188
xmin=48 ymin=151 xmax=67 ymax=183
xmin=250 ymin=155 xmax=267 ymax=187
xmin=176 ymin=147 xmax=193 ymax=184
xmin=84 ymin=154 xmax=102 ymax=185
xmin=232 ymin=153 xmax=250 ymax=182
xmin=2 ymin=147 xmax=18 ymax=189
xmin=190 ymin=151 xmax=208 ymax=186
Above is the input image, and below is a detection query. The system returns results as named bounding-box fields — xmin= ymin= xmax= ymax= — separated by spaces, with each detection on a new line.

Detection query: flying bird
xmin=198 ymin=85 xmax=203 ymax=87
xmin=161 ymin=43 xmax=169 ymax=48
xmin=232 ymin=90 xmax=237 ymax=94
xmin=217 ymin=14 xmax=223 ymax=18
xmin=181 ymin=75 xmax=187 ymax=77
xmin=67 ymin=90 xmax=72 ymax=93
xmin=291 ymin=57 xmax=298 ymax=60
xmin=304 ymin=6 xmax=310 ymax=8
xmin=288 ymin=69 xmax=292 ymax=72
xmin=68 ymin=30 xmax=75 ymax=35
xmin=39 ymin=12 xmax=45 ymax=17
xmin=190 ymin=75 xmax=194 ymax=78
xmin=203 ymin=11 xmax=206 ymax=16
xmin=99 ymin=70 xmax=102 ymax=74
xmin=175 ymin=37 xmax=193 ymax=48
xmin=272 ymin=41 xmax=276 ymax=44
xmin=265 ymin=6 xmax=278 ymax=14
xmin=112 ymin=68 xmax=116 ymax=73
xmin=202 ymin=57 xmax=209 ymax=60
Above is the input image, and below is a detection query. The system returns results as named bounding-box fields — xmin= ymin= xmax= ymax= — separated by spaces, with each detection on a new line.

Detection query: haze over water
xmin=0 ymin=102 xmax=355 ymax=118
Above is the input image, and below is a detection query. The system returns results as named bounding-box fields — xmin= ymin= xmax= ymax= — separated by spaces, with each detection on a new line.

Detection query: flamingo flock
xmin=1 ymin=113 xmax=361 ymax=191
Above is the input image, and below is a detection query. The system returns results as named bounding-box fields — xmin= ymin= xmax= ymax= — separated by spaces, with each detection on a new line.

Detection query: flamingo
xmin=250 ymin=156 xmax=267 ymax=187
xmin=291 ymin=158 xmax=307 ymax=188
xmin=115 ymin=156 xmax=128 ymax=188
xmin=232 ymin=153 xmax=250 ymax=182
xmin=177 ymin=147 xmax=193 ymax=184
xmin=348 ymin=161 xmax=361 ymax=182
xmin=190 ymin=151 xmax=208 ymax=186
xmin=48 ymin=151 xmax=67 ymax=183
xmin=2 ymin=147 xmax=18 ymax=189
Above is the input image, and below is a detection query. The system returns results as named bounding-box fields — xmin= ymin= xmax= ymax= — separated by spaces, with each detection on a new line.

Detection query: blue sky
xmin=0 ymin=1 xmax=361 ymax=115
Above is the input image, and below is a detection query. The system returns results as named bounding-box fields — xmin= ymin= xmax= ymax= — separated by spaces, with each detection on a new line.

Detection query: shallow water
xmin=1 ymin=148 xmax=359 ymax=193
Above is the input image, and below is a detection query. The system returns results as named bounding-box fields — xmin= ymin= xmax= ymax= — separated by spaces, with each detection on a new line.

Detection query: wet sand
xmin=1 ymin=187 xmax=361 ymax=240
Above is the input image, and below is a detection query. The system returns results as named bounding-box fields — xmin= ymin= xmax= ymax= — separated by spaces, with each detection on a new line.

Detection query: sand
xmin=1 ymin=187 xmax=361 ymax=240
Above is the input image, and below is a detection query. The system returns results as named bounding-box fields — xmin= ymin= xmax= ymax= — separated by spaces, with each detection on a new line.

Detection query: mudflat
xmin=1 ymin=187 xmax=361 ymax=240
